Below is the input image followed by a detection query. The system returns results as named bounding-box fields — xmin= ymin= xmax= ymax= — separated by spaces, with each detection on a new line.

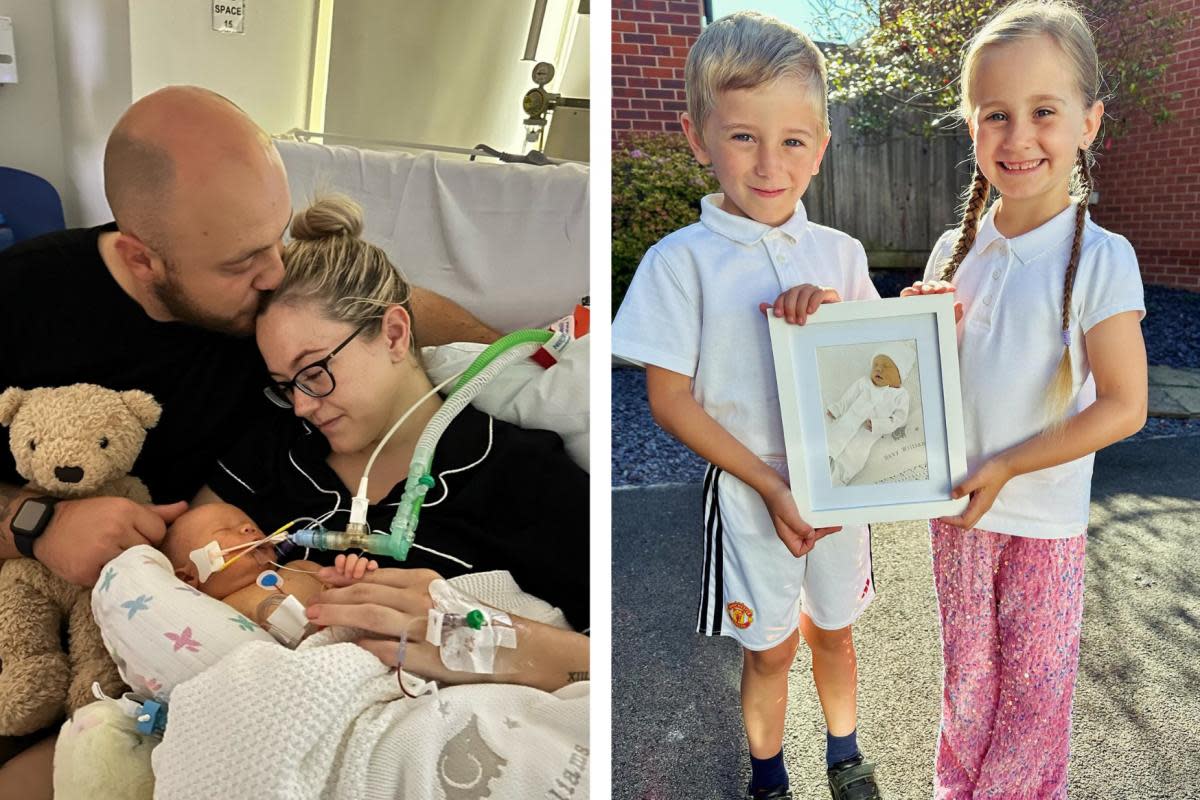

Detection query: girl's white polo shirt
xmin=614 ymin=194 xmax=879 ymax=458
xmin=924 ymin=201 xmax=1145 ymax=539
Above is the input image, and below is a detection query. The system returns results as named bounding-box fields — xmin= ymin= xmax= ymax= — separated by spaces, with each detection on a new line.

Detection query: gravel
xmin=612 ymin=273 xmax=1200 ymax=487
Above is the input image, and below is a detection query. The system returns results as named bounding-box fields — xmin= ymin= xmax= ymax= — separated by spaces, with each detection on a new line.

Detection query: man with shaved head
xmin=0 ymin=86 xmax=498 ymax=793
xmin=101 ymin=86 xmax=294 ymax=337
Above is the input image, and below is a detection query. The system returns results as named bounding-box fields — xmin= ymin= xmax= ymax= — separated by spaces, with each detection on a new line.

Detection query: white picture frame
xmin=767 ymin=294 xmax=969 ymax=526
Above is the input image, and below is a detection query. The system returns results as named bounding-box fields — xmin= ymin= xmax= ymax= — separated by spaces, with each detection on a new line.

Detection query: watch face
xmin=13 ymin=500 xmax=48 ymax=533
xmin=532 ymin=62 xmax=555 ymax=85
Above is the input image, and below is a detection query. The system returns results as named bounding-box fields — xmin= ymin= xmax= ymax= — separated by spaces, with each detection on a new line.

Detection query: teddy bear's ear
xmin=119 ymin=390 xmax=163 ymax=429
xmin=0 ymin=388 xmax=27 ymax=427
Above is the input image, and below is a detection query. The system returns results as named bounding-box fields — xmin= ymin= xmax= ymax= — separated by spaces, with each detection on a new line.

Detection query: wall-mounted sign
xmin=212 ymin=1 xmax=246 ymax=35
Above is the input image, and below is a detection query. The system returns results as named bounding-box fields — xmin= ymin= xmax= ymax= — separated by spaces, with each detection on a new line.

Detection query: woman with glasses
xmin=127 ymin=195 xmax=590 ymax=797
xmin=195 ymin=195 xmax=589 ymax=648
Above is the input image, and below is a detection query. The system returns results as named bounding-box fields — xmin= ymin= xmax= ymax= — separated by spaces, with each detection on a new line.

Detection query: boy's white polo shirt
xmin=613 ymin=194 xmax=879 ymax=458
xmin=924 ymin=201 xmax=1145 ymax=539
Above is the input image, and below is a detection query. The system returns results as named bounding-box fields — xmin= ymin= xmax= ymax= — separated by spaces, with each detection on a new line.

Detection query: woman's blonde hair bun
xmin=289 ymin=195 xmax=364 ymax=241
xmin=272 ymin=193 xmax=416 ymax=357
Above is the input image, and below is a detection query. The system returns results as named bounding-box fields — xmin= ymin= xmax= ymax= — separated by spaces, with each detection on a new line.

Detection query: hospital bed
xmin=276 ymin=136 xmax=590 ymax=468
xmin=51 ymin=139 xmax=591 ymax=799
xmin=274 ymin=136 xmax=589 ymax=335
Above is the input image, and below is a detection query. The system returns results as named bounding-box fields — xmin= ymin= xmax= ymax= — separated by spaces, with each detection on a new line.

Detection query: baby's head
xmin=681 ymin=12 xmax=831 ymax=226
xmin=870 ymin=355 xmax=902 ymax=389
xmin=162 ymin=503 xmax=274 ymax=599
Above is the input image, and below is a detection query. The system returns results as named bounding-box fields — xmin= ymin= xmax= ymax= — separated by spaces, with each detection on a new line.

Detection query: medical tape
xmin=531 ymin=309 xmax=582 ymax=369
xmin=424 ymin=579 xmax=516 ymax=674
xmin=189 ymin=541 xmax=224 ymax=584
xmin=263 ymin=594 xmax=309 ymax=648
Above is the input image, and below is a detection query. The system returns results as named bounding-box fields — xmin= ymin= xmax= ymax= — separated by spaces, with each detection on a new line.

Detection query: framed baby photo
xmin=767 ymin=294 xmax=970 ymax=526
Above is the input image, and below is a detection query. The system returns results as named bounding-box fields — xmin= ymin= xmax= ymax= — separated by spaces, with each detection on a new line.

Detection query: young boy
xmin=612 ymin=12 xmax=884 ymax=800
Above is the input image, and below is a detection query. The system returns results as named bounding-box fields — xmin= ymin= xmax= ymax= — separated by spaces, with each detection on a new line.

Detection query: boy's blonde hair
xmin=268 ymin=194 xmax=417 ymax=354
xmin=939 ymin=0 xmax=1101 ymax=422
xmin=685 ymin=11 xmax=829 ymax=135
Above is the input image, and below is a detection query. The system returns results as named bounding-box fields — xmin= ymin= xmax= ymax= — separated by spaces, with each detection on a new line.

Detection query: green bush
xmin=612 ymin=133 xmax=719 ymax=312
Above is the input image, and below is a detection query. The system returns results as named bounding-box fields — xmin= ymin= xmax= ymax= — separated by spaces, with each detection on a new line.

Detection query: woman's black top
xmin=208 ymin=404 xmax=589 ymax=630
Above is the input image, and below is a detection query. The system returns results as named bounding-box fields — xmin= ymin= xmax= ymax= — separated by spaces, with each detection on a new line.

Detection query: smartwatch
xmin=11 ymin=496 xmax=58 ymax=559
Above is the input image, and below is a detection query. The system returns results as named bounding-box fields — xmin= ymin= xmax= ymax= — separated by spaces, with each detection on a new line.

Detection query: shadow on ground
xmin=612 ymin=435 xmax=1200 ymax=800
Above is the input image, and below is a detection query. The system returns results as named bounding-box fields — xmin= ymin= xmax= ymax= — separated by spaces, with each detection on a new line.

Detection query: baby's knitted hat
xmin=872 ymin=341 xmax=917 ymax=381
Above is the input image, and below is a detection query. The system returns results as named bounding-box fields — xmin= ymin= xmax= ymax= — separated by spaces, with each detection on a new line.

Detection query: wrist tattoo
xmin=567 ymin=671 xmax=588 ymax=683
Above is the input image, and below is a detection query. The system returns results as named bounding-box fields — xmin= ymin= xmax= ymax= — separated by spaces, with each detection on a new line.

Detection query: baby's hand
xmin=900 ymin=280 xmax=963 ymax=322
xmin=759 ymin=284 xmax=840 ymax=325
xmin=321 ymin=552 xmax=380 ymax=586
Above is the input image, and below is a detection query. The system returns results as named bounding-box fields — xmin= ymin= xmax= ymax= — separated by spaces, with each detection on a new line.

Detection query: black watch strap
xmin=11 ymin=496 xmax=58 ymax=559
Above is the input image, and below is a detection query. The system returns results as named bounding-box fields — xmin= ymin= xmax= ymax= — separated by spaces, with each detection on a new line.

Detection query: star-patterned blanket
xmin=91 ymin=545 xmax=277 ymax=704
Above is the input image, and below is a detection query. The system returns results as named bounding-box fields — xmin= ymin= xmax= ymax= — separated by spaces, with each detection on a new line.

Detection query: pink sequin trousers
xmin=929 ymin=520 xmax=1087 ymax=800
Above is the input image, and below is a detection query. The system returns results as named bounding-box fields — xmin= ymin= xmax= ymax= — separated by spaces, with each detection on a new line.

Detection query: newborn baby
xmin=160 ymin=502 xmax=375 ymax=640
xmin=825 ymin=344 xmax=915 ymax=486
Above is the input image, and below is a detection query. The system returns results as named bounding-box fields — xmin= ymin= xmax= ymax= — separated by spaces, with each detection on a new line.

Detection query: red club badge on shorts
xmin=727 ymin=601 xmax=754 ymax=629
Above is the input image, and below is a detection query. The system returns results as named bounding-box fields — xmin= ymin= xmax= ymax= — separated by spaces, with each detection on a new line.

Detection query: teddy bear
xmin=53 ymin=691 xmax=157 ymax=800
xmin=0 ymin=383 xmax=161 ymax=735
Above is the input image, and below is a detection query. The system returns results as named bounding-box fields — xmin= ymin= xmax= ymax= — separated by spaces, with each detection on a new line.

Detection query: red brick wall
xmin=611 ymin=1 xmax=705 ymax=142
xmin=1090 ymin=0 xmax=1200 ymax=290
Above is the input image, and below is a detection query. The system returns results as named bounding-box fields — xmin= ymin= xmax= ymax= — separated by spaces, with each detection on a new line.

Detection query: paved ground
xmin=612 ymin=434 xmax=1200 ymax=800
xmin=1149 ymin=365 xmax=1200 ymax=417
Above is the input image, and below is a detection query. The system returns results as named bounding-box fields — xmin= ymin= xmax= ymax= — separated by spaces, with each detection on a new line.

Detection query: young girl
xmin=903 ymin=2 xmax=1148 ymax=797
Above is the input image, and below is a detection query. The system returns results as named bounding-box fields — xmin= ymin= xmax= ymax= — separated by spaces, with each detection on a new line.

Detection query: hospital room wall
xmin=322 ymin=0 xmax=588 ymax=155
xmin=559 ymin=13 xmax=590 ymax=100
xmin=49 ymin=0 xmax=133 ymax=227
xmin=4 ymin=1 xmax=319 ymax=228
xmin=0 ymin=0 xmax=73 ymax=224
xmin=128 ymin=1 xmax=317 ymax=136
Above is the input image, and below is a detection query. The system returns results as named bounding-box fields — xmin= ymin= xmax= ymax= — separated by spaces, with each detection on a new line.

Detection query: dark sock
xmin=826 ymin=729 xmax=861 ymax=768
xmin=750 ymin=749 xmax=788 ymax=793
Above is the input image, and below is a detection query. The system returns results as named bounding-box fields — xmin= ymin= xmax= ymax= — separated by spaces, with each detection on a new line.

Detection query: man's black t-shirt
xmin=0 ymin=225 xmax=269 ymax=502
xmin=208 ymin=405 xmax=590 ymax=631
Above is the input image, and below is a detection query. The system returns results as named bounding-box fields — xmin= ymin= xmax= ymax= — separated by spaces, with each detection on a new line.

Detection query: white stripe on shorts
xmin=697 ymin=464 xmax=725 ymax=636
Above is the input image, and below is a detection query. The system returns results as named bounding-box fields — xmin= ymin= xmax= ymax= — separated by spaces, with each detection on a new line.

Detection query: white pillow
xmin=422 ymin=334 xmax=588 ymax=470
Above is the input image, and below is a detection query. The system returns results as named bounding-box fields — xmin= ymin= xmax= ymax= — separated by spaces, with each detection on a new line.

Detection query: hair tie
xmin=1061 ymin=329 xmax=1070 ymax=347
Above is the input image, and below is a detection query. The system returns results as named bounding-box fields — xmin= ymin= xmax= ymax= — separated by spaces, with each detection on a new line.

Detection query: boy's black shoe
xmin=745 ymin=783 xmax=793 ymax=799
xmin=827 ymin=755 xmax=882 ymax=800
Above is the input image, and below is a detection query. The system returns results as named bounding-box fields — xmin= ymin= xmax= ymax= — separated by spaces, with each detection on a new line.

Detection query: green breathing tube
xmin=450 ymin=328 xmax=557 ymax=392
xmin=386 ymin=329 xmax=554 ymax=559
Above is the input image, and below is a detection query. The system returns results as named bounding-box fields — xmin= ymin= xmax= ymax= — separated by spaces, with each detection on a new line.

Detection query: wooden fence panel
xmin=805 ymin=106 xmax=975 ymax=268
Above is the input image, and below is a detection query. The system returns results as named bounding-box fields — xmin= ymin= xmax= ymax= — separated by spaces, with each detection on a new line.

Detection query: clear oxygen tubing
xmin=389 ymin=329 xmax=553 ymax=559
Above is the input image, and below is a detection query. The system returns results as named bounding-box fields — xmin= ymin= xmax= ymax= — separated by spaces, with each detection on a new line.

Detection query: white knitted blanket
xmin=152 ymin=573 xmax=588 ymax=799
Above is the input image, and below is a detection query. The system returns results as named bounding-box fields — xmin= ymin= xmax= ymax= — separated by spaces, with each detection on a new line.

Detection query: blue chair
xmin=0 ymin=167 xmax=67 ymax=245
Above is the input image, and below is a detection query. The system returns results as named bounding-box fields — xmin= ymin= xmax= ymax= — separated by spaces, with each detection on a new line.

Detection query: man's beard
xmin=151 ymin=268 xmax=260 ymax=337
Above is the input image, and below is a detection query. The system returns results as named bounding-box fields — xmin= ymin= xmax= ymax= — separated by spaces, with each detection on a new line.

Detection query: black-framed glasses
xmin=263 ymin=321 xmax=372 ymax=409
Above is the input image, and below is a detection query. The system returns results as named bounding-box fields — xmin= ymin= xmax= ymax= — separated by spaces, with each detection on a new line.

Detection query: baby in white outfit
xmin=825 ymin=343 xmax=915 ymax=486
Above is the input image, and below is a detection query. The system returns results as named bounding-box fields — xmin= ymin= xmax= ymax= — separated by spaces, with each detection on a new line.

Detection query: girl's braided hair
xmin=942 ymin=0 xmax=1101 ymax=422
